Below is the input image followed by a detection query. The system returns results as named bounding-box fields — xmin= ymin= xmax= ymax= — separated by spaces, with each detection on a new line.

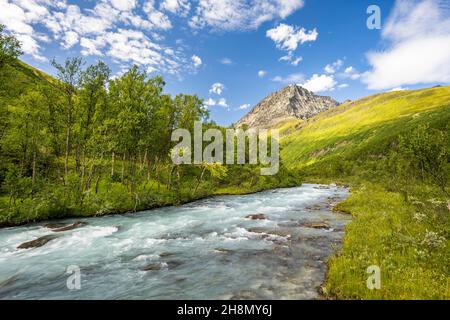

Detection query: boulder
xmin=17 ymin=235 xmax=57 ymax=249
xmin=245 ymin=213 xmax=266 ymax=220
xmin=214 ymin=248 xmax=233 ymax=254
xmin=43 ymin=222 xmax=68 ymax=229
xmin=53 ymin=221 xmax=87 ymax=232
xmin=159 ymin=252 xmax=174 ymax=257
xmin=304 ymin=222 xmax=330 ymax=230
xmin=141 ymin=263 xmax=163 ymax=271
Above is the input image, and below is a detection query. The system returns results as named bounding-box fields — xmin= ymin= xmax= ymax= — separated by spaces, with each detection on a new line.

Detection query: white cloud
xmin=343 ymin=66 xmax=362 ymax=80
xmin=0 ymin=0 xmax=52 ymax=59
xmin=390 ymin=87 xmax=408 ymax=92
xmin=266 ymin=23 xmax=318 ymax=52
xmin=203 ymin=97 xmax=229 ymax=108
xmin=80 ymin=37 xmax=104 ymax=56
xmin=301 ymin=74 xmax=337 ymax=93
xmin=62 ymin=30 xmax=78 ymax=49
xmin=362 ymin=0 xmax=450 ymax=90
xmin=191 ymin=55 xmax=202 ymax=67
xmin=280 ymin=53 xmax=303 ymax=66
xmin=189 ymin=0 xmax=304 ymax=31
xmin=209 ymin=82 xmax=225 ymax=95
xmin=217 ymin=98 xmax=229 ymax=108
xmin=143 ymin=1 xmax=172 ymax=30
xmin=0 ymin=0 xmax=191 ymax=75
xmin=160 ymin=0 xmax=191 ymax=16
xmin=324 ymin=59 xmax=343 ymax=74
xmin=111 ymin=0 xmax=136 ymax=12
xmin=338 ymin=83 xmax=349 ymax=89
xmin=79 ymin=29 xmax=184 ymax=75
xmin=258 ymin=70 xmax=267 ymax=78
xmin=238 ymin=103 xmax=251 ymax=110
xmin=220 ymin=57 xmax=233 ymax=65
xmin=272 ymin=73 xmax=304 ymax=84
xmin=204 ymin=98 xmax=217 ymax=106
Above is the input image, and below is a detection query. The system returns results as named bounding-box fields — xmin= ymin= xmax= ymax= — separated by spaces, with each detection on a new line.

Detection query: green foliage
xmin=0 ymin=24 xmax=22 ymax=69
xmin=398 ymin=124 xmax=449 ymax=196
xmin=0 ymin=51 xmax=295 ymax=226
xmin=280 ymin=86 xmax=450 ymax=300
xmin=326 ymin=184 xmax=449 ymax=300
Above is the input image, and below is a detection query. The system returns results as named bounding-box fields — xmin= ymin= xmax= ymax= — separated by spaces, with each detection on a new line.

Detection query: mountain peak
xmin=235 ymin=85 xmax=339 ymax=129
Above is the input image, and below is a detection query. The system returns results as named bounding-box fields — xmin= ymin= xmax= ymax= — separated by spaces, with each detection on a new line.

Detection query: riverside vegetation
xmin=280 ymin=86 xmax=450 ymax=299
xmin=0 ymin=26 xmax=449 ymax=299
xmin=0 ymin=26 xmax=298 ymax=227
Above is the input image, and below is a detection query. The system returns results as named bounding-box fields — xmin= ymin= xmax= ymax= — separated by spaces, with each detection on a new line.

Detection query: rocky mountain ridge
xmin=235 ymin=85 xmax=339 ymax=129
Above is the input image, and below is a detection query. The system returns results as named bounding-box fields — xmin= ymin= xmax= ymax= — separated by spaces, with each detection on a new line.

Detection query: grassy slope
xmin=282 ymin=86 xmax=450 ymax=171
xmin=280 ymin=86 xmax=450 ymax=299
xmin=0 ymin=60 xmax=53 ymax=104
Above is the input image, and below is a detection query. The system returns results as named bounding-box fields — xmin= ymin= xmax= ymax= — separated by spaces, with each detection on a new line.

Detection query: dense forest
xmin=0 ymin=25 xmax=298 ymax=226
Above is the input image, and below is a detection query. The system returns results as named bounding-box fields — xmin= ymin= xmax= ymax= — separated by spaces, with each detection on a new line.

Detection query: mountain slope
xmin=280 ymin=86 xmax=450 ymax=172
xmin=236 ymin=84 xmax=339 ymax=129
xmin=0 ymin=59 xmax=53 ymax=106
xmin=279 ymin=86 xmax=450 ymax=299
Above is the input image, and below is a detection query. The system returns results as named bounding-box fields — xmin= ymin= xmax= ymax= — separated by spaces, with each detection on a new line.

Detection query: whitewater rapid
xmin=0 ymin=184 xmax=350 ymax=299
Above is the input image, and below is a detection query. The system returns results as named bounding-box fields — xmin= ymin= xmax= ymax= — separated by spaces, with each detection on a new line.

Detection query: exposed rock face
xmin=235 ymin=85 xmax=339 ymax=129
xmin=17 ymin=235 xmax=57 ymax=249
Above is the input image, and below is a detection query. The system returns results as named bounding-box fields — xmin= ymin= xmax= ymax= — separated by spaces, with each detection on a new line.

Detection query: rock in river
xmin=53 ymin=221 xmax=87 ymax=232
xmin=303 ymin=222 xmax=330 ymax=230
xmin=245 ymin=213 xmax=267 ymax=220
xmin=42 ymin=222 xmax=69 ymax=229
xmin=141 ymin=263 xmax=164 ymax=271
xmin=17 ymin=235 xmax=58 ymax=249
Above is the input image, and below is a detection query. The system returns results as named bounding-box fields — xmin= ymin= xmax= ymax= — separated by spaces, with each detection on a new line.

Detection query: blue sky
xmin=2 ymin=0 xmax=450 ymax=126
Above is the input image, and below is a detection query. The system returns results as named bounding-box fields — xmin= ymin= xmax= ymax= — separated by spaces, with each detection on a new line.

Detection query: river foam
xmin=0 ymin=184 xmax=350 ymax=299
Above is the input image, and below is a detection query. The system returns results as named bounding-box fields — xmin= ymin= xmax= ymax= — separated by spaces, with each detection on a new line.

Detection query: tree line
xmin=0 ymin=25 xmax=297 ymax=225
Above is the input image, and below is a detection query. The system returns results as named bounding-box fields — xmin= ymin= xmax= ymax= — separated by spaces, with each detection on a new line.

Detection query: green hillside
xmin=280 ymin=87 xmax=450 ymax=299
xmin=0 ymin=59 xmax=53 ymax=105
xmin=281 ymin=86 xmax=450 ymax=173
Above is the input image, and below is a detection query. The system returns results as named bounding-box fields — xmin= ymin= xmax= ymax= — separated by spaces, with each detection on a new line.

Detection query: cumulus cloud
xmin=220 ymin=57 xmax=233 ymax=65
xmin=342 ymin=66 xmax=362 ymax=80
xmin=160 ymin=0 xmax=191 ymax=16
xmin=216 ymin=98 xmax=228 ymax=108
xmin=362 ymin=0 xmax=450 ymax=90
xmin=62 ymin=30 xmax=79 ymax=49
xmin=143 ymin=0 xmax=172 ymax=30
xmin=111 ymin=0 xmax=136 ymax=12
xmin=272 ymin=73 xmax=304 ymax=84
xmin=191 ymin=55 xmax=202 ymax=67
xmin=238 ymin=103 xmax=251 ymax=110
xmin=280 ymin=53 xmax=303 ymax=66
xmin=258 ymin=70 xmax=267 ymax=78
xmin=203 ymin=98 xmax=217 ymax=107
xmin=203 ymin=97 xmax=228 ymax=108
xmin=324 ymin=59 xmax=343 ymax=74
xmin=0 ymin=0 xmax=187 ymax=74
xmin=0 ymin=0 xmax=54 ymax=60
xmin=266 ymin=23 xmax=318 ymax=52
xmin=189 ymin=0 xmax=304 ymax=31
xmin=209 ymin=82 xmax=225 ymax=95
xmin=301 ymin=74 xmax=337 ymax=93
xmin=390 ymin=87 xmax=408 ymax=92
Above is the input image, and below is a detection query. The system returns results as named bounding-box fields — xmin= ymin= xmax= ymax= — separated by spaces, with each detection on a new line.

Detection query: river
xmin=0 ymin=184 xmax=350 ymax=299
